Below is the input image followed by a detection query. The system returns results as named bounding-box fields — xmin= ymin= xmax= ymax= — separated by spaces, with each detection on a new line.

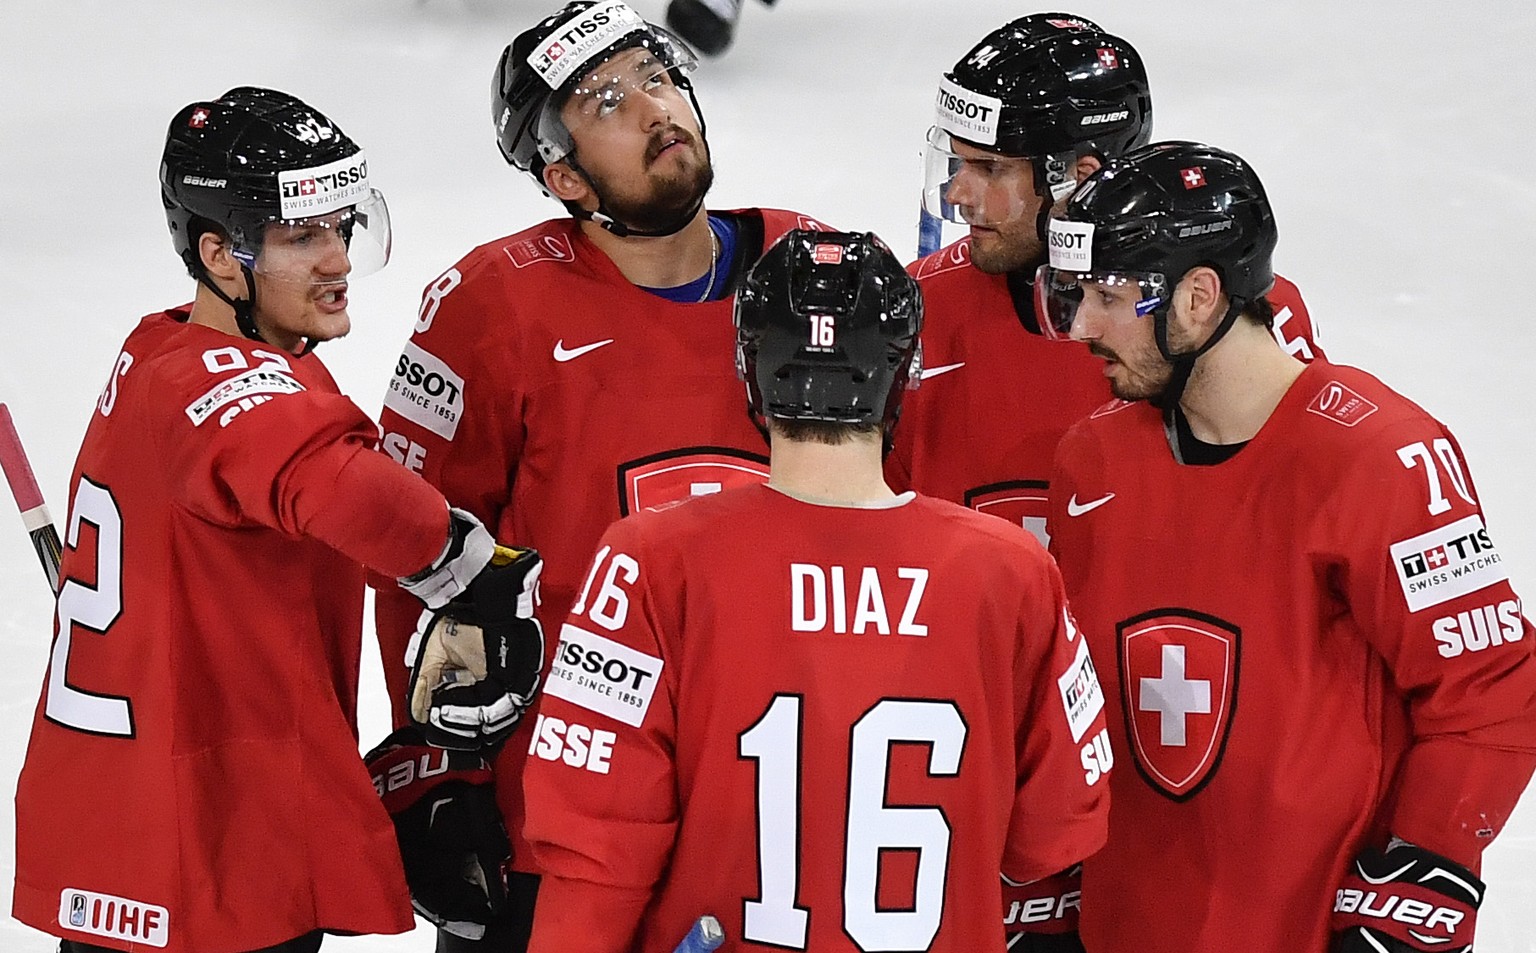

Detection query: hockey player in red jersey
xmin=372 ymin=2 xmax=831 ymax=949
xmin=11 ymin=89 xmax=545 ymax=953
xmin=1039 ymin=141 xmax=1536 ymax=953
xmin=521 ymin=229 xmax=1109 ymax=953
xmin=893 ymin=14 xmax=1320 ymax=546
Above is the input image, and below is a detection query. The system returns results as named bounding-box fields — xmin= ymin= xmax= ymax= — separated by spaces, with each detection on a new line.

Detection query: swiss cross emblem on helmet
xmin=1115 ymin=609 xmax=1240 ymax=801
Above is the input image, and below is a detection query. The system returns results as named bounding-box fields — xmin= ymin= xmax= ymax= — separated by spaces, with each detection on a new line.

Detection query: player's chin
xmin=308 ymin=309 xmax=351 ymax=342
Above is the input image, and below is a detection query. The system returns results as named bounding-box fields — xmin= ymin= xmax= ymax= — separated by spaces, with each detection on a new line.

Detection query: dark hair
xmin=1241 ymin=291 xmax=1274 ymax=329
xmin=768 ymin=418 xmax=881 ymax=446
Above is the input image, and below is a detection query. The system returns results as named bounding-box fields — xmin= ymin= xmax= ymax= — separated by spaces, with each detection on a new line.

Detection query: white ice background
xmin=1 ymin=0 xmax=1533 ymax=949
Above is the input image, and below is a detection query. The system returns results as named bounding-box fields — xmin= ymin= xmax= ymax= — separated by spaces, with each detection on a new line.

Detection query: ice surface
xmin=1 ymin=0 xmax=1532 ymax=949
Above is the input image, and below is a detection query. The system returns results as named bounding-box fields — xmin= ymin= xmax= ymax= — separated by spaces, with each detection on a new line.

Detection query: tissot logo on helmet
xmin=935 ymin=76 xmax=1002 ymax=146
xmin=276 ymin=154 xmax=369 ymax=218
xmin=526 ymin=0 xmax=645 ymax=89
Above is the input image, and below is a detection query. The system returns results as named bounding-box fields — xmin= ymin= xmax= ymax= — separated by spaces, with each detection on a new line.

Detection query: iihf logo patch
xmin=69 ymin=893 xmax=86 ymax=927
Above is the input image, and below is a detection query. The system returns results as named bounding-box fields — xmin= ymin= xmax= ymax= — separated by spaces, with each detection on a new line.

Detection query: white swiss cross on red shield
xmin=1181 ymin=167 xmax=1206 ymax=190
xmin=617 ymin=447 xmax=770 ymax=516
xmin=1097 ymin=47 xmax=1119 ymax=69
xmin=964 ymin=480 xmax=1050 ymax=549
xmin=1116 ymin=610 xmax=1240 ymax=800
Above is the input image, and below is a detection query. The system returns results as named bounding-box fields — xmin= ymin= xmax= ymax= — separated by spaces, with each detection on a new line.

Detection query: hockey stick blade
xmin=0 ymin=403 xmax=63 ymax=594
xmin=672 ymin=915 xmax=724 ymax=953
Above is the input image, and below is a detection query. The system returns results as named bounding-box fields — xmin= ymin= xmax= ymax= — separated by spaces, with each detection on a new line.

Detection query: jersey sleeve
xmin=523 ymin=517 xmax=678 ymax=953
xmin=1335 ymin=419 xmax=1536 ymax=866
xmin=157 ymin=348 xmax=447 ymax=578
xmin=374 ymin=259 xmax=529 ymax=709
xmin=1002 ymin=550 xmax=1111 ymax=884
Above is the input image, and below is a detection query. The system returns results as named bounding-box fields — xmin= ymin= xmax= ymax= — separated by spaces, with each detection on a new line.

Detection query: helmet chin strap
xmin=564 ymin=153 xmax=706 ymax=238
xmin=561 ymin=83 xmax=711 ymax=239
xmin=1149 ymin=293 xmax=1247 ymax=411
xmin=196 ymin=262 xmax=316 ymax=356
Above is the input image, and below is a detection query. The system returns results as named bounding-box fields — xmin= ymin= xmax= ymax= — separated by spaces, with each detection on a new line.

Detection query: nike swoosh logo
xmin=918 ymin=361 xmax=965 ymax=381
xmin=1065 ymin=493 xmax=1115 ymax=517
xmin=553 ymin=338 xmax=615 ymax=362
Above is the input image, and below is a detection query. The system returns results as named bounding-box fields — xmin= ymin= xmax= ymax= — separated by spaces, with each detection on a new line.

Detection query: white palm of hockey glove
xmin=405 ymin=545 xmax=545 ymax=751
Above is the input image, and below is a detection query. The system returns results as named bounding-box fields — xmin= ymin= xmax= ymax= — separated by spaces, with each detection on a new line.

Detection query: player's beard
xmin=590 ymin=126 xmax=714 ymax=234
xmin=1089 ymin=341 xmax=1174 ymax=402
xmin=967 ymin=219 xmax=1043 ymax=276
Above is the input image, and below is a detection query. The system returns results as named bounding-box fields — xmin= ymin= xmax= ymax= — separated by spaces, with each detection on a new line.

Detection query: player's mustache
xmin=1088 ymin=343 xmax=1119 ymax=362
xmin=645 ymin=125 xmax=695 ymax=165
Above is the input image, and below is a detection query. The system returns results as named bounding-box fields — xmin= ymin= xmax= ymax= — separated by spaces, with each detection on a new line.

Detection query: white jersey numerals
xmin=1396 ymin=438 xmax=1476 ymax=516
xmin=570 ymin=545 xmax=641 ymax=632
xmin=416 ymin=267 xmax=463 ymax=334
xmin=45 ymin=477 xmax=134 ymax=736
xmin=739 ymin=695 xmax=967 ymax=950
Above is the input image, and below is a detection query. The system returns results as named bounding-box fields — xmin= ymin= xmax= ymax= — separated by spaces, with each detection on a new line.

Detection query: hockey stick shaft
xmin=671 ymin=915 xmax=724 ymax=953
xmin=0 ymin=403 xmax=62 ymax=594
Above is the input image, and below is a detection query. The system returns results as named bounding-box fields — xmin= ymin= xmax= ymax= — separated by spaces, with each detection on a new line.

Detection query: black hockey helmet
xmin=937 ymin=17 xmax=1151 ymax=161
xmin=1037 ymin=141 xmax=1277 ymax=362
xmin=493 ymin=0 xmax=704 ymax=234
xmin=923 ymin=15 xmax=1152 ymax=240
xmin=160 ymin=87 xmax=390 ymax=346
xmin=735 ymin=230 xmax=923 ymax=433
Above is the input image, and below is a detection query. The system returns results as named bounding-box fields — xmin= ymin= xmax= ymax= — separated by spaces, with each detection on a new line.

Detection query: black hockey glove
xmin=1003 ymin=864 xmax=1086 ymax=953
xmin=1331 ymin=840 xmax=1483 ymax=953
xmin=365 ymin=726 xmax=510 ymax=940
xmin=399 ymin=507 xmax=498 ymax=609
xmin=406 ymin=543 xmax=545 ymax=750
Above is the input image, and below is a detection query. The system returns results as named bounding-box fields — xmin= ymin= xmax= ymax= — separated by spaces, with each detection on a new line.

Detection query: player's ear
xmin=1073 ymin=154 xmax=1102 ymax=183
xmin=1175 ymin=266 xmax=1226 ymax=334
xmin=542 ymin=161 xmax=592 ymax=206
xmin=198 ymin=231 xmax=242 ymax=281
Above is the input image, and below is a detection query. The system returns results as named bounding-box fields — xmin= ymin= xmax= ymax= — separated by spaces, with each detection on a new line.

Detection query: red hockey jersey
xmin=13 ymin=310 xmax=449 ymax=952
xmin=889 ymin=238 xmax=1321 ymax=545
xmin=374 ymin=210 xmax=825 ymax=870
xmin=522 ymin=484 xmax=1109 ymax=953
xmin=1047 ymin=360 xmax=1536 ymax=953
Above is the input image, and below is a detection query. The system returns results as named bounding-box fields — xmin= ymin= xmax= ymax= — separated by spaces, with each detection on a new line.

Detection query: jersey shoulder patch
xmin=912 ymin=238 xmax=972 ymax=281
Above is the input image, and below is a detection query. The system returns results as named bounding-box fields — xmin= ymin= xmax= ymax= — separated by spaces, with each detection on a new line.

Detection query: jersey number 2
xmin=44 ymin=477 xmax=134 ymax=737
xmin=739 ymin=694 xmax=966 ymax=950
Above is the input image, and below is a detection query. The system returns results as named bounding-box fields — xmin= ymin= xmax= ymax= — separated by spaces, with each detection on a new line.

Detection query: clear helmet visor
xmin=231 ymin=189 xmax=391 ymax=286
xmin=532 ymin=35 xmax=700 ymax=168
xmin=1033 ymin=264 xmax=1168 ymax=341
xmin=921 ymin=127 xmax=1076 ymax=228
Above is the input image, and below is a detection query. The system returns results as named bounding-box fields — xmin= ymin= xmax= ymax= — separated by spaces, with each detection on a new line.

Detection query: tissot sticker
xmin=384 ymin=341 xmax=465 ymax=440
xmin=184 ymin=368 xmax=303 ymax=427
xmin=1390 ymin=515 xmax=1506 ymax=612
xmin=545 ymin=624 xmax=662 ymax=728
